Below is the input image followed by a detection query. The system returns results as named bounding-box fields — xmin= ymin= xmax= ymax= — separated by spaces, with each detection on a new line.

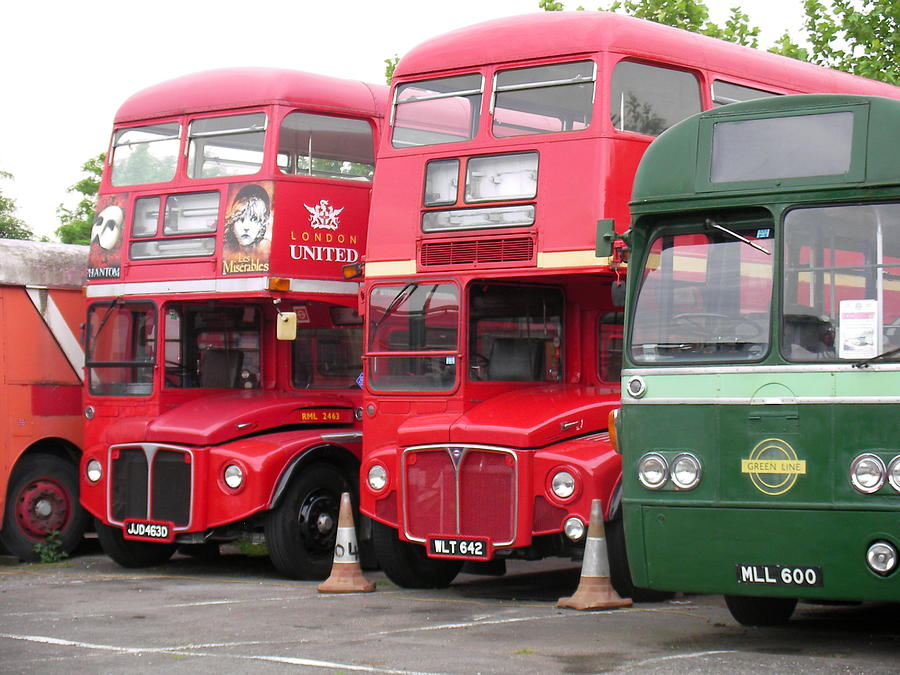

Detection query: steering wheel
xmin=671 ymin=313 xmax=762 ymax=340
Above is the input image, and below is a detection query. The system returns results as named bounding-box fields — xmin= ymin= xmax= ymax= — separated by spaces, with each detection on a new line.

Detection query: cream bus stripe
xmin=25 ymin=287 xmax=84 ymax=383
xmin=537 ymin=250 xmax=609 ymax=268
xmin=365 ymin=260 xmax=417 ymax=277
xmin=85 ymin=277 xmax=358 ymax=298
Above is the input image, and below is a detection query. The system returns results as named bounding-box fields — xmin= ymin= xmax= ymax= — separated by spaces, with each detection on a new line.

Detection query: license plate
xmin=427 ymin=536 xmax=492 ymax=560
xmin=122 ymin=519 xmax=175 ymax=543
xmin=736 ymin=564 xmax=823 ymax=587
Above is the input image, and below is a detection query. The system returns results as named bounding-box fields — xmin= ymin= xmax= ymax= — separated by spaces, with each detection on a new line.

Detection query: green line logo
xmin=741 ymin=438 xmax=806 ymax=496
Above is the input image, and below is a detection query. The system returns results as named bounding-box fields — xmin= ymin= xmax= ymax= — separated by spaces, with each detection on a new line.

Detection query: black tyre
xmin=95 ymin=520 xmax=176 ymax=567
xmin=372 ymin=520 xmax=462 ymax=588
xmin=0 ymin=453 xmax=90 ymax=561
xmin=264 ymin=463 xmax=352 ymax=579
xmin=725 ymin=594 xmax=797 ymax=627
xmin=607 ymin=517 xmax=675 ymax=603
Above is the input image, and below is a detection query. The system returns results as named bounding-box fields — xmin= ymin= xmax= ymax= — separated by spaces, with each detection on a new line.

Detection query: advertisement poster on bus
xmin=87 ymin=196 xmax=125 ymax=280
xmin=838 ymin=299 xmax=878 ymax=359
xmin=222 ymin=182 xmax=273 ymax=275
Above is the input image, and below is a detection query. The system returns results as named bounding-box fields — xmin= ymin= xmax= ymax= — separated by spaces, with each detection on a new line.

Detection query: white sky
xmin=1 ymin=0 xmax=806 ymax=240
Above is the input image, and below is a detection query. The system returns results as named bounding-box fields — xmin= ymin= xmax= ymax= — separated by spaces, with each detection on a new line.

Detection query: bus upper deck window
xmin=111 ymin=123 xmax=180 ymax=186
xmin=392 ymin=74 xmax=483 ymax=148
xmin=610 ymin=61 xmax=701 ymax=136
xmin=278 ymin=112 xmax=374 ymax=181
xmin=492 ymin=61 xmax=595 ymax=138
xmin=712 ymin=80 xmax=778 ymax=107
xmin=187 ymin=113 xmax=266 ymax=179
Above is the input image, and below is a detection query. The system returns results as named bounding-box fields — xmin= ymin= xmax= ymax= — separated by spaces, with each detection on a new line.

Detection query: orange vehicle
xmin=0 ymin=240 xmax=90 ymax=560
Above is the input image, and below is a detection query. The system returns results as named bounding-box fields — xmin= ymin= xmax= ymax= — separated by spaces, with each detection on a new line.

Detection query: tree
xmin=56 ymin=153 xmax=104 ymax=245
xmin=0 ymin=171 xmax=35 ymax=241
xmin=795 ymin=0 xmax=899 ymax=85
xmin=384 ymin=55 xmax=399 ymax=84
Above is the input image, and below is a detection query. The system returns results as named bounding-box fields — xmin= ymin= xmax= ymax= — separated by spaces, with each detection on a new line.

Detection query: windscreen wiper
xmin=852 ymin=345 xmax=900 ymax=369
xmin=706 ymin=218 xmax=770 ymax=256
xmin=370 ymin=282 xmax=419 ymax=335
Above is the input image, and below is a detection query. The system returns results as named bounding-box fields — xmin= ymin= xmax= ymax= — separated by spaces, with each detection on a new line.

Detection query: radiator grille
xmin=420 ymin=237 xmax=534 ymax=267
xmin=404 ymin=446 xmax=516 ymax=544
xmin=110 ymin=444 xmax=192 ymax=527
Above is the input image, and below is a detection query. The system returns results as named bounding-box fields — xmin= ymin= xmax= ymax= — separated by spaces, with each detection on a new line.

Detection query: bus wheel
xmin=372 ymin=520 xmax=462 ymax=588
xmin=95 ymin=520 xmax=176 ymax=567
xmin=724 ymin=595 xmax=797 ymax=626
xmin=0 ymin=453 xmax=90 ymax=561
xmin=606 ymin=517 xmax=674 ymax=603
xmin=265 ymin=463 xmax=351 ymax=580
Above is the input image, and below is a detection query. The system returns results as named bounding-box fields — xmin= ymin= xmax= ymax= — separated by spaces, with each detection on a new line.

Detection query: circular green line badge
xmin=741 ymin=438 xmax=807 ymax=496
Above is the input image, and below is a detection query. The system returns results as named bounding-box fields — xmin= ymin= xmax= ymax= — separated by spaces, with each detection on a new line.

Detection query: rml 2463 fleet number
xmin=736 ymin=564 xmax=823 ymax=587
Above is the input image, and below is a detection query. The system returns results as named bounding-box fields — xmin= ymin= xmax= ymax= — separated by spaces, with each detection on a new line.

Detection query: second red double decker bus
xmin=358 ymin=11 xmax=900 ymax=591
xmin=79 ymin=68 xmax=386 ymax=578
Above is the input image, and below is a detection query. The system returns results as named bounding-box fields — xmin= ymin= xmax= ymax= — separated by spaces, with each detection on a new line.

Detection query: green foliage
xmin=384 ymin=55 xmax=399 ymax=85
xmin=56 ymin=153 xmax=104 ymax=245
xmin=0 ymin=171 xmax=35 ymax=241
xmin=799 ymin=0 xmax=899 ymax=85
xmin=33 ymin=530 xmax=68 ymax=563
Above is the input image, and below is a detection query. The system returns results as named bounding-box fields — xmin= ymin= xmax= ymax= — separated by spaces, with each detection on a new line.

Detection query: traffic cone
xmin=317 ymin=492 xmax=375 ymax=594
xmin=557 ymin=499 xmax=632 ymax=610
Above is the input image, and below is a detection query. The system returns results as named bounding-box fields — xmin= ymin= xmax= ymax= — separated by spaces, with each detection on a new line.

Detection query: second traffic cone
xmin=557 ymin=499 xmax=632 ymax=610
xmin=317 ymin=492 xmax=375 ymax=594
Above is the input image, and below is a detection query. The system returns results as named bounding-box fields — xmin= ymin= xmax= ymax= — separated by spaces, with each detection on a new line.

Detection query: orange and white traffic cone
xmin=557 ymin=499 xmax=632 ymax=610
xmin=317 ymin=492 xmax=375 ymax=594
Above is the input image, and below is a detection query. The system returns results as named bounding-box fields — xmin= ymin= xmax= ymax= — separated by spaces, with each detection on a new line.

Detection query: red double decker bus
xmin=79 ymin=68 xmax=387 ymax=578
xmin=358 ymin=12 xmax=899 ymax=590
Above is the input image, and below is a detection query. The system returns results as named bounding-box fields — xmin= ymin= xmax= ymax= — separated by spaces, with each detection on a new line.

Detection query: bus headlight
xmin=551 ymin=470 xmax=576 ymax=499
xmin=223 ymin=464 xmax=244 ymax=490
xmin=564 ymin=516 xmax=585 ymax=541
xmin=670 ymin=453 xmax=701 ymax=490
xmin=850 ymin=453 xmax=885 ymax=494
xmin=637 ymin=453 xmax=668 ymax=490
xmin=367 ymin=464 xmax=387 ymax=492
xmin=887 ymin=456 xmax=900 ymax=493
xmin=86 ymin=460 xmax=102 ymax=483
xmin=866 ymin=541 xmax=897 ymax=575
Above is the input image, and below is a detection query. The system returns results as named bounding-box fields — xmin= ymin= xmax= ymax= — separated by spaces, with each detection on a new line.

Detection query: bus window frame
xmin=695 ymin=102 xmax=870 ymax=192
xmin=609 ymin=59 xmax=703 ymax=138
xmin=187 ymin=111 xmax=268 ymax=180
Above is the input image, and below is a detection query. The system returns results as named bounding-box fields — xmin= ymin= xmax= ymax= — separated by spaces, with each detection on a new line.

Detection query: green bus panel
xmin=625 ymin=505 xmax=900 ymax=602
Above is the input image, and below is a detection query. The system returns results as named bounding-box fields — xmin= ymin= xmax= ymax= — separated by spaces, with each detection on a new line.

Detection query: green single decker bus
xmin=618 ymin=94 xmax=900 ymax=626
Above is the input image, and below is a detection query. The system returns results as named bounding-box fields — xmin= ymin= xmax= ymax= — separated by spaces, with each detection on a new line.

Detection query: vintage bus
xmin=357 ymin=11 xmax=900 ymax=591
xmin=79 ymin=68 xmax=387 ymax=578
xmin=620 ymin=93 xmax=900 ymax=624
xmin=0 ymin=241 xmax=89 ymax=561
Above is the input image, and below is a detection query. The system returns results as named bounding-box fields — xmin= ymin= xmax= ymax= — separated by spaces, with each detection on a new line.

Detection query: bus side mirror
xmin=596 ymin=219 xmax=616 ymax=258
xmin=276 ymin=312 xmax=297 ymax=341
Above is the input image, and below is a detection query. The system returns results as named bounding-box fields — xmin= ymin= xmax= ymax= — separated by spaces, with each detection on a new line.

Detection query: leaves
xmin=55 ymin=153 xmax=104 ymax=245
xmin=0 ymin=171 xmax=35 ymax=241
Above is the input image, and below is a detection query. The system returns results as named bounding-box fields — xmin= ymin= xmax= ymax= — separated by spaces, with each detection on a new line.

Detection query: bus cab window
xmin=468 ymin=284 xmax=562 ymax=382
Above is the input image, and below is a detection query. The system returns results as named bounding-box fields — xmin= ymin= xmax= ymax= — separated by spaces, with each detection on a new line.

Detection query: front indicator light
xmin=564 ymin=517 xmax=585 ymax=541
xmin=670 ymin=453 xmax=701 ymax=490
xmin=223 ymin=464 xmax=244 ymax=490
xmin=86 ymin=460 xmax=102 ymax=483
xmin=850 ymin=453 xmax=885 ymax=494
xmin=866 ymin=541 xmax=897 ymax=575
xmin=551 ymin=470 xmax=576 ymax=499
xmin=367 ymin=464 xmax=387 ymax=492
xmin=638 ymin=452 xmax=668 ymax=490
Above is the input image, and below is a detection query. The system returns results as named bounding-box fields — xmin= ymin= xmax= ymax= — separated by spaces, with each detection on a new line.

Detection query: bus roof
xmin=630 ymin=94 xmax=900 ymax=208
xmin=115 ymin=68 xmax=388 ymax=124
xmin=395 ymin=12 xmax=898 ymax=99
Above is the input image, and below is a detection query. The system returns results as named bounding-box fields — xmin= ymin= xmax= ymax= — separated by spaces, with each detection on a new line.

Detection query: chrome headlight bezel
xmin=887 ymin=456 xmax=900 ymax=493
xmin=850 ymin=453 xmax=885 ymax=494
xmin=637 ymin=452 xmax=669 ymax=490
xmin=550 ymin=470 xmax=577 ymax=500
xmin=86 ymin=459 xmax=103 ymax=483
xmin=367 ymin=463 xmax=388 ymax=492
xmin=670 ymin=452 xmax=702 ymax=490
xmin=223 ymin=463 xmax=244 ymax=490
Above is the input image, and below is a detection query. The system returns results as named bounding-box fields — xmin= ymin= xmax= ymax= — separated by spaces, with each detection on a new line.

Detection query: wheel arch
xmin=1 ymin=436 xmax=82 ymax=523
xmin=268 ymin=443 xmax=361 ymax=510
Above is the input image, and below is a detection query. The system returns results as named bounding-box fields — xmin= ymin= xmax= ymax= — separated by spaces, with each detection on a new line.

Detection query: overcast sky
xmin=2 ymin=0 xmax=806 ymax=240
